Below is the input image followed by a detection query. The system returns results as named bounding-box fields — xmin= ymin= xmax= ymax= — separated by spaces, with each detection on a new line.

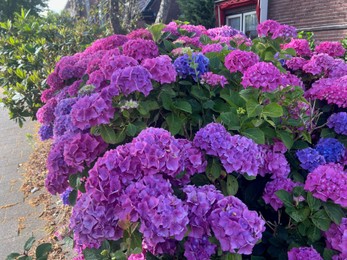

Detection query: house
xmin=214 ymin=0 xmax=347 ymax=41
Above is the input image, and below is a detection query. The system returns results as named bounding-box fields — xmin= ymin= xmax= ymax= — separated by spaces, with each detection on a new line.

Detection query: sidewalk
xmin=0 ymin=106 xmax=45 ymax=258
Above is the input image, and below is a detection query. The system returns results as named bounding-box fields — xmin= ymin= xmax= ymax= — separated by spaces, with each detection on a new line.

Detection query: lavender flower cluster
xmin=325 ymin=218 xmax=347 ymax=259
xmin=327 ymin=112 xmax=347 ymax=135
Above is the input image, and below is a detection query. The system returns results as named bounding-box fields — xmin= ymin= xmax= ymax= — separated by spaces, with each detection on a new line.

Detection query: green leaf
xmin=191 ymin=85 xmax=208 ymax=101
xmin=323 ymin=248 xmax=337 ymax=260
xmin=307 ymin=225 xmax=321 ymax=242
xmin=226 ymin=175 xmax=238 ymax=195
xmin=199 ymin=34 xmax=212 ymax=44
xmin=148 ymin=23 xmax=165 ymax=42
xmin=130 ymin=230 xmax=143 ymax=252
xmin=174 ymin=100 xmax=192 ymax=114
xmin=307 ymin=192 xmax=321 ymax=212
xmin=275 ymin=190 xmax=292 ymax=207
xmin=69 ymin=174 xmax=78 ymax=189
xmin=246 ymin=100 xmax=263 ymax=117
xmin=219 ymin=111 xmax=240 ymax=130
xmin=166 ymin=113 xmax=183 ymax=135
xmin=24 ymin=236 xmax=36 ymax=251
xmin=287 ymin=207 xmax=310 ymax=222
xmin=263 ymin=103 xmax=283 ymax=118
xmin=242 ymin=128 xmax=265 ymax=144
xmin=283 ymin=48 xmax=296 ymax=56
xmin=239 ymin=88 xmax=260 ymax=102
xmin=99 ymin=125 xmax=117 ymax=144
xmin=323 ymin=202 xmax=344 ymax=225
xmin=126 ymin=124 xmax=137 ymax=137
xmin=68 ymin=190 xmax=78 ymax=206
xmin=83 ymin=248 xmax=104 ymax=260
xmin=36 ymin=243 xmax=52 ymax=260
xmin=206 ymin=159 xmax=222 ymax=181
xmin=160 ymin=92 xmax=173 ymax=111
xmin=277 ymin=130 xmax=294 ymax=149
xmin=6 ymin=253 xmax=21 ymax=260
xmin=311 ymin=209 xmax=331 ymax=231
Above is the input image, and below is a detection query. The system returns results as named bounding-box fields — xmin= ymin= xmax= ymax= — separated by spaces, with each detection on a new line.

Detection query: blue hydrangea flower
xmin=61 ymin=187 xmax=73 ymax=205
xmin=174 ymin=53 xmax=209 ymax=81
xmin=296 ymin=147 xmax=326 ymax=172
xmin=38 ymin=125 xmax=53 ymax=141
xmin=316 ymin=138 xmax=345 ymax=163
xmin=327 ymin=112 xmax=347 ymax=135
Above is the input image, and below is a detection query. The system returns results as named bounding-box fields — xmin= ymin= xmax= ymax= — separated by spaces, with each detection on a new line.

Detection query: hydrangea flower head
xmin=38 ymin=125 xmax=53 ymax=141
xmin=201 ymin=43 xmax=223 ymax=54
xmin=241 ymin=62 xmax=281 ymax=92
xmin=315 ymin=41 xmax=346 ymax=57
xmin=303 ymin=53 xmax=335 ymax=75
xmin=316 ymin=138 xmax=345 ymax=163
xmin=285 ymin=57 xmax=308 ymax=71
xmin=327 ymin=112 xmax=347 ymax=135
xmin=304 ymin=163 xmax=347 ymax=207
xmin=288 ymin=247 xmax=323 ymax=260
xmin=225 ymin=50 xmax=260 ymax=73
xmin=325 ymin=218 xmax=347 ymax=257
xmin=122 ymin=39 xmax=159 ymax=61
xmin=296 ymin=147 xmax=326 ymax=172
xmin=209 ymin=196 xmax=265 ymax=254
xmin=110 ymin=65 xmax=153 ymax=96
xmin=184 ymin=237 xmax=216 ymax=260
xmin=263 ymin=178 xmax=298 ymax=210
xmin=100 ymin=54 xmax=138 ymax=79
xmin=282 ymin=38 xmax=312 ymax=57
xmin=127 ymin=28 xmax=153 ymax=40
xmin=174 ymin=53 xmax=209 ymax=81
xmin=257 ymin=20 xmax=281 ymax=37
xmin=201 ymin=72 xmax=228 ymax=87
xmin=142 ymin=55 xmax=177 ymax=84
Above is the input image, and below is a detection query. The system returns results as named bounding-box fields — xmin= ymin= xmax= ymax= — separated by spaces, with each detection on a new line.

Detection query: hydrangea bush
xmin=37 ymin=20 xmax=347 ymax=259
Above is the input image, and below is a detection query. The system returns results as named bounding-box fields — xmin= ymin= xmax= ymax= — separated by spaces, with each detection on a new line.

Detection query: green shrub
xmin=0 ymin=9 xmax=110 ymax=126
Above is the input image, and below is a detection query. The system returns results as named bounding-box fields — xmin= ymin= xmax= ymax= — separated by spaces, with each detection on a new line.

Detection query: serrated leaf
xmin=287 ymin=207 xmax=310 ymax=222
xmin=323 ymin=248 xmax=337 ymax=260
xmin=68 ymin=190 xmax=78 ymax=206
xmin=100 ymin=125 xmax=117 ymax=144
xmin=246 ymin=100 xmax=263 ymax=117
xmin=263 ymin=103 xmax=283 ymax=118
xmin=311 ymin=209 xmax=331 ymax=231
xmin=126 ymin=124 xmax=137 ymax=137
xmin=307 ymin=225 xmax=321 ymax=242
xmin=36 ymin=243 xmax=52 ymax=260
xmin=277 ymin=130 xmax=294 ymax=149
xmin=174 ymin=100 xmax=192 ymax=114
xmin=206 ymin=159 xmax=222 ymax=181
xmin=275 ymin=190 xmax=292 ymax=207
xmin=307 ymin=192 xmax=321 ymax=212
xmin=24 ymin=236 xmax=35 ymax=251
xmin=219 ymin=111 xmax=240 ymax=130
xmin=323 ymin=202 xmax=344 ymax=225
xmin=242 ymin=128 xmax=265 ymax=144
xmin=226 ymin=175 xmax=238 ymax=195
xmin=166 ymin=113 xmax=183 ymax=135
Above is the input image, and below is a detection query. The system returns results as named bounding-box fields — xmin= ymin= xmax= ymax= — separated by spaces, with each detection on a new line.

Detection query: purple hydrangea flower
xmin=224 ymin=50 xmax=260 ymax=74
xmin=325 ymin=218 xmax=347 ymax=257
xmin=327 ymin=112 xmax=347 ymax=135
xmin=100 ymin=54 xmax=138 ymax=80
xmin=285 ymin=57 xmax=308 ymax=71
xmin=184 ymin=236 xmax=216 ymax=260
xmin=296 ymin=147 xmax=326 ymax=172
xmin=315 ymin=41 xmax=346 ymax=57
xmin=142 ymin=55 xmax=177 ymax=84
xmin=122 ymin=39 xmax=159 ymax=62
xmin=262 ymin=178 xmax=298 ymax=210
xmin=36 ymin=98 xmax=57 ymax=125
xmin=61 ymin=187 xmax=73 ymax=205
xmin=200 ymin=72 xmax=228 ymax=88
xmin=209 ymin=196 xmax=265 ymax=254
xmin=70 ymin=92 xmax=115 ymax=130
xmin=241 ymin=62 xmax=281 ymax=92
xmin=303 ymin=53 xmax=335 ymax=75
xmin=304 ymin=163 xmax=347 ymax=207
xmin=316 ymin=138 xmax=345 ymax=163
xmin=110 ymin=65 xmax=153 ymax=96
xmin=183 ymin=185 xmax=224 ymax=238
xmin=288 ymin=247 xmax=323 ymax=260
xmin=282 ymin=38 xmax=312 ymax=57
xmin=201 ymin=43 xmax=223 ymax=54
xmin=38 ymin=125 xmax=53 ymax=141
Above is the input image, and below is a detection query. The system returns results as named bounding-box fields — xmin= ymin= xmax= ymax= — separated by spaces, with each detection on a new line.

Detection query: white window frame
xmin=226 ymin=14 xmax=242 ymax=31
xmin=242 ymin=11 xmax=257 ymax=33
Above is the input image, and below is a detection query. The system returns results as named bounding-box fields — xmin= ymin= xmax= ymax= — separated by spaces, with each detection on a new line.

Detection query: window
xmin=226 ymin=11 xmax=258 ymax=38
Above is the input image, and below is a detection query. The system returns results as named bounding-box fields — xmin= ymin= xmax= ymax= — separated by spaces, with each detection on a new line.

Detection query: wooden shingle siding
xmin=268 ymin=0 xmax=347 ymax=41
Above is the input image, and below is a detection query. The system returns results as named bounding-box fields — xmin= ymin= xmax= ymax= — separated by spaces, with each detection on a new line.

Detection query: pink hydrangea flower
xmin=127 ymin=28 xmax=153 ymax=40
xmin=302 ymin=53 xmax=335 ymax=75
xmin=315 ymin=41 xmax=346 ymax=57
xmin=288 ymin=247 xmax=323 ymax=260
xmin=201 ymin=43 xmax=223 ymax=54
xmin=122 ymin=39 xmax=159 ymax=61
xmin=325 ymin=218 xmax=347 ymax=258
xmin=224 ymin=50 xmax=260 ymax=73
xmin=282 ymin=38 xmax=312 ymax=57
xmin=286 ymin=57 xmax=308 ymax=71
xmin=142 ymin=55 xmax=177 ymax=84
xmin=241 ymin=62 xmax=281 ymax=92
xmin=201 ymin=72 xmax=228 ymax=87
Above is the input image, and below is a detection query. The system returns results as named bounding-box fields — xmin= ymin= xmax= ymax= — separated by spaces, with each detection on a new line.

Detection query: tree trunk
xmin=109 ymin=0 xmax=124 ymax=34
xmin=155 ymin=0 xmax=171 ymax=24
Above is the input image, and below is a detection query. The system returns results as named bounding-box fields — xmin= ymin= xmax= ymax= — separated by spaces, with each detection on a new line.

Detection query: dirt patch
xmin=20 ymin=131 xmax=74 ymax=259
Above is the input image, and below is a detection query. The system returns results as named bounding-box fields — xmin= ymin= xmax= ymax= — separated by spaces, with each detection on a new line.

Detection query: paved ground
xmin=0 ymin=106 xmax=45 ymax=258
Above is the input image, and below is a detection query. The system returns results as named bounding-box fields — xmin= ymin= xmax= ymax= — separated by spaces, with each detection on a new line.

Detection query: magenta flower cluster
xmin=304 ymin=163 xmax=347 ymax=207
xmin=287 ymin=247 xmax=323 ymax=260
xmin=315 ymin=41 xmax=346 ymax=57
xmin=325 ymin=218 xmax=347 ymax=259
xmin=282 ymin=38 xmax=312 ymax=57
xmin=257 ymin=20 xmax=297 ymax=39
xmin=224 ymin=50 xmax=260 ymax=73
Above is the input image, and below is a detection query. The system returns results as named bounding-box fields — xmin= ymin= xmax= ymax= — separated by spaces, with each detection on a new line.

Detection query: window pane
xmin=227 ymin=17 xmax=241 ymax=31
xmin=244 ymin=13 xmax=258 ymax=39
